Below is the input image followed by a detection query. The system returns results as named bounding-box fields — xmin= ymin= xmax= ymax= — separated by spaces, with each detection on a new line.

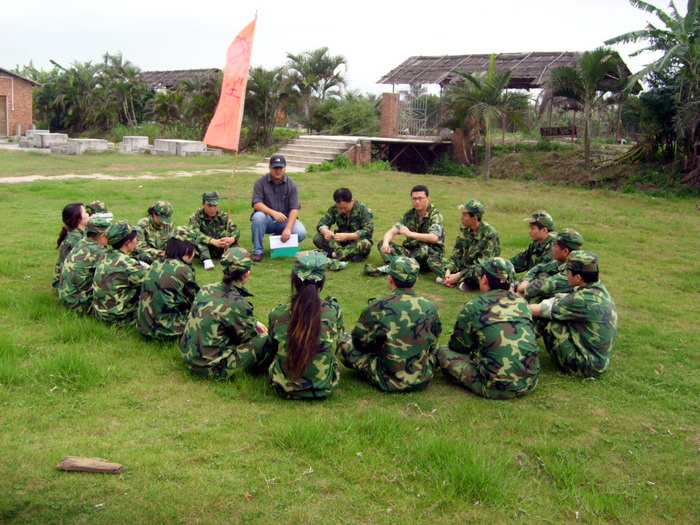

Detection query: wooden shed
xmin=0 ymin=67 xmax=39 ymax=137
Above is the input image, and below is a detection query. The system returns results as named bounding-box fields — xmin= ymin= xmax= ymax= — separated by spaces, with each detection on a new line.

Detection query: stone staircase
xmin=257 ymin=135 xmax=363 ymax=172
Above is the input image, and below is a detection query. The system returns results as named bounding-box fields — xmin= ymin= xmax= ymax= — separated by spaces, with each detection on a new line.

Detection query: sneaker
xmin=251 ymin=253 xmax=263 ymax=263
xmin=328 ymin=261 xmax=348 ymax=271
xmin=435 ymin=276 xmax=445 ymax=285
xmin=363 ymin=263 xmax=388 ymax=277
xmin=203 ymin=259 xmax=215 ymax=271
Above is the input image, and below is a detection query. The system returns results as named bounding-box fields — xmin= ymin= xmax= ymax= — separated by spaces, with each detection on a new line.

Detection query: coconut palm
xmin=286 ymin=47 xmax=347 ymax=133
xmin=546 ymin=47 xmax=625 ymax=169
xmin=444 ymin=54 xmax=530 ymax=180
xmin=245 ymin=66 xmax=288 ymax=147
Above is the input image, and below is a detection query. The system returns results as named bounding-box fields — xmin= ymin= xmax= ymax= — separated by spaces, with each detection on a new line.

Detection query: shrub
xmin=428 ymin=154 xmax=476 ymax=178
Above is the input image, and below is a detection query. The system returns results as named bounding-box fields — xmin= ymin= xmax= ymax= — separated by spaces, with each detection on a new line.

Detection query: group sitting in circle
xmin=52 ymin=155 xmax=618 ymax=400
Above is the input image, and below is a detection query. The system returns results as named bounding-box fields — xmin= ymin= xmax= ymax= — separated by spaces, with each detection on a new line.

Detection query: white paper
xmin=269 ymin=234 xmax=299 ymax=249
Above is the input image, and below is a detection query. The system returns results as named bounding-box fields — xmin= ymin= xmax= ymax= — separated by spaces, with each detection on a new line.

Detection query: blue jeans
xmin=251 ymin=211 xmax=307 ymax=254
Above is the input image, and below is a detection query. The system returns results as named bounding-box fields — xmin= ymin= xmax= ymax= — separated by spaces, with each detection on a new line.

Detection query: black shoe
xmin=351 ymin=255 xmax=366 ymax=263
xmin=252 ymin=253 xmax=263 ymax=262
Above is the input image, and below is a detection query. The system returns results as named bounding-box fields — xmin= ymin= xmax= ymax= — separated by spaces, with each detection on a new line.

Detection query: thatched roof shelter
xmin=378 ymin=52 xmax=633 ymax=90
xmin=141 ymin=68 xmax=219 ymax=90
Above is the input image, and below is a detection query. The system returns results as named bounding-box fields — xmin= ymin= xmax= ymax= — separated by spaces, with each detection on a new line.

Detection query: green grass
xmin=0 ymin=149 xmax=698 ymax=524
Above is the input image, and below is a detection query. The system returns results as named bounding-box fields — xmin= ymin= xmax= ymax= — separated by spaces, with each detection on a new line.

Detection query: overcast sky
xmin=1 ymin=0 xmax=675 ymax=94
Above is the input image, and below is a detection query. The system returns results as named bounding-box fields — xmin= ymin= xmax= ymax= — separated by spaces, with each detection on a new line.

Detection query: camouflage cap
xmin=480 ymin=257 xmax=515 ymax=284
xmin=86 ymin=200 xmax=109 ymax=215
xmin=293 ymin=250 xmax=327 ymax=282
xmin=153 ymin=200 xmax=173 ymax=224
xmin=389 ymin=256 xmax=420 ymax=284
xmin=458 ymin=199 xmax=486 ymax=218
xmin=106 ymin=220 xmax=134 ymax=246
xmin=171 ymin=226 xmax=199 ymax=246
xmin=566 ymin=250 xmax=599 ymax=272
xmin=202 ymin=191 xmax=220 ymax=205
xmin=86 ymin=216 xmax=111 ymax=234
xmin=555 ymin=228 xmax=584 ymax=250
xmin=221 ymin=247 xmax=253 ymax=272
xmin=524 ymin=210 xmax=554 ymax=230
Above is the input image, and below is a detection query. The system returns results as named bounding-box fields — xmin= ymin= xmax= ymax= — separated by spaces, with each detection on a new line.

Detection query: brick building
xmin=0 ymin=67 xmax=39 ymax=137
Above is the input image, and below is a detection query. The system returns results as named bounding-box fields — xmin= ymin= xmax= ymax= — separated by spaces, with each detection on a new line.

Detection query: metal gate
xmin=398 ymin=86 xmax=428 ymax=137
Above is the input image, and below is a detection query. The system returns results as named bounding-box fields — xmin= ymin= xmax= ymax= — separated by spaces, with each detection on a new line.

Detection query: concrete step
xmin=261 ymin=134 xmax=365 ymax=171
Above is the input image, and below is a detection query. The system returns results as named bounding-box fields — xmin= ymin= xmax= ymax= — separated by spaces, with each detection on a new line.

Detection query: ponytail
xmin=285 ymin=274 xmax=324 ymax=380
xmin=56 ymin=203 xmax=83 ymax=249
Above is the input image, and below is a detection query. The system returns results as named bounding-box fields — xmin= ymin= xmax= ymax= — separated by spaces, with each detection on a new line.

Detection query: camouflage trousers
xmin=426 ymin=257 xmax=481 ymax=288
xmin=185 ymin=334 xmax=272 ymax=379
xmin=337 ymin=343 xmax=436 ymax=392
xmin=437 ymin=347 xmax=538 ymax=399
xmin=197 ymin=241 xmax=238 ymax=262
xmin=377 ymin=240 xmax=440 ymax=270
xmin=539 ymin=319 xmax=609 ymax=377
xmin=312 ymin=232 xmax=372 ymax=261
xmin=59 ymin=293 xmax=93 ymax=316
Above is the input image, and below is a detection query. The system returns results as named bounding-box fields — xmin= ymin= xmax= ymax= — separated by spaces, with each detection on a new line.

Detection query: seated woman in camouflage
xmin=52 ymin=203 xmax=89 ymax=288
xmin=134 ymin=200 xmax=175 ymax=264
xmin=57 ymin=216 xmax=111 ymax=314
xmin=92 ymin=220 xmax=148 ymax=324
xmin=268 ymin=251 xmax=350 ymax=400
xmin=179 ymin=248 xmax=270 ymax=378
xmin=136 ymin=227 xmax=201 ymax=341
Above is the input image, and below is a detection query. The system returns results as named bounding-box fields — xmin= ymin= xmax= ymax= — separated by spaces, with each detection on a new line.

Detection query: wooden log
xmin=55 ymin=456 xmax=123 ymax=474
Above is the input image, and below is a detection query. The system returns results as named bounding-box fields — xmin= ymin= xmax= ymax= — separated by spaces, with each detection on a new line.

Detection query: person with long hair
xmin=134 ymin=200 xmax=175 ymax=264
xmin=92 ymin=220 xmax=147 ymax=324
xmin=57 ymin=216 xmax=111 ymax=314
xmin=180 ymin=248 xmax=270 ymax=378
xmin=268 ymin=251 xmax=350 ymax=400
xmin=52 ymin=203 xmax=89 ymax=288
xmin=137 ymin=227 xmax=200 ymax=340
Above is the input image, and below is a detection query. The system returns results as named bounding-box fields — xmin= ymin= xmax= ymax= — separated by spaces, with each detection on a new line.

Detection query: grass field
xmin=0 ymin=150 xmax=698 ymax=524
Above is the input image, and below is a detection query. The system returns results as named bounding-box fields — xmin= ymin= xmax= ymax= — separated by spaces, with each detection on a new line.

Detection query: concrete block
xmin=50 ymin=145 xmax=70 ymax=155
xmin=121 ymin=136 xmax=149 ymax=152
xmin=153 ymin=139 xmax=179 ymax=155
xmin=25 ymin=129 xmax=49 ymax=139
xmin=67 ymin=139 xmax=109 ymax=155
xmin=35 ymin=133 xmax=68 ymax=149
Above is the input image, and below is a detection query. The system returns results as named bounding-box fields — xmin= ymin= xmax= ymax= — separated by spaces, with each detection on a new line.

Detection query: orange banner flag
xmin=204 ymin=16 xmax=256 ymax=151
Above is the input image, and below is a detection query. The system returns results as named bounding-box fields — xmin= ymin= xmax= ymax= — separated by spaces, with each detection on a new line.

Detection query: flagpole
xmin=227 ymin=151 xmax=237 ymax=233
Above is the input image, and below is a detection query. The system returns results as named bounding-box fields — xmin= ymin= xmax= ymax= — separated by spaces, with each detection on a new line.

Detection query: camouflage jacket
xmin=137 ymin=258 xmax=200 ymax=339
xmin=57 ymin=237 xmax=109 ymax=313
xmin=509 ymin=235 xmax=555 ymax=274
xmin=316 ymin=201 xmax=374 ymax=241
xmin=92 ymin=250 xmax=147 ymax=323
xmin=445 ymin=221 xmax=500 ymax=274
xmin=180 ymin=281 xmax=260 ymax=370
xmin=188 ymin=208 xmax=239 ymax=244
xmin=523 ymin=261 xmax=573 ymax=301
xmin=447 ymin=289 xmax=539 ymax=394
xmin=539 ymin=280 xmax=618 ymax=375
xmin=52 ymin=228 xmax=85 ymax=288
xmin=269 ymin=297 xmax=345 ymax=400
xmin=351 ymin=288 xmax=442 ymax=392
xmin=394 ymin=204 xmax=445 ymax=255
xmin=522 ymin=258 xmax=561 ymax=283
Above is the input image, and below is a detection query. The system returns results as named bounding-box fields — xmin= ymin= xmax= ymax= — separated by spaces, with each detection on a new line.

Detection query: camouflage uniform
xmin=52 ymin=228 xmax=85 ymax=288
xmin=536 ymin=251 xmax=618 ymax=377
xmin=179 ymin=248 xmax=270 ymax=378
xmin=339 ymin=256 xmax=442 ymax=392
xmin=428 ymin=221 xmax=501 ymax=286
xmin=137 ymin=259 xmax=200 ymax=340
xmin=510 ymin=210 xmax=555 ymax=274
xmin=522 ymin=229 xmax=584 ymax=302
xmin=134 ymin=201 xmax=174 ymax=264
xmin=56 ymin=217 xmax=110 ymax=314
xmin=269 ymin=251 xmax=350 ymax=400
xmin=92 ymin=220 xmax=147 ymax=324
xmin=313 ymin=201 xmax=374 ymax=260
xmin=378 ymin=204 xmax=445 ymax=268
xmin=437 ymin=258 xmax=539 ymax=399
xmin=188 ymin=208 xmax=239 ymax=261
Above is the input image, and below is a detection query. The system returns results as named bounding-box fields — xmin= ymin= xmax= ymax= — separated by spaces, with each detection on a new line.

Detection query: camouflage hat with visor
xmin=457 ymin=199 xmax=486 ymax=218
xmin=524 ymin=210 xmax=554 ymax=230
xmin=480 ymin=257 xmax=516 ymax=284
xmin=153 ymin=200 xmax=173 ymax=224
xmin=86 ymin=216 xmax=111 ymax=234
xmin=555 ymin=228 xmax=584 ymax=250
xmin=565 ymin=250 xmax=599 ymax=273
xmin=293 ymin=250 xmax=327 ymax=282
xmin=202 ymin=191 xmax=220 ymax=205
xmin=389 ymin=256 xmax=420 ymax=284
xmin=221 ymin=247 xmax=253 ymax=272
xmin=106 ymin=220 xmax=135 ymax=247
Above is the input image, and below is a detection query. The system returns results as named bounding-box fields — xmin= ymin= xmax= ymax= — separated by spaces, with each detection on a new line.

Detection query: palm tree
xmin=286 ymin=47 xmax=347 ymax=133
xmin=546 ymin=47 xmax=625 ymax=169
xmin=245 ymin=66 xmax=288 ymax=147
xmin=444 ymin=54 xmax=530 ymax=180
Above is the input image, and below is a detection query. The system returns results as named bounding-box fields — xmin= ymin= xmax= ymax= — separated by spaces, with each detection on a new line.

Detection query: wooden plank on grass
xmin=55 ymin=456 xmax=123 ymax=474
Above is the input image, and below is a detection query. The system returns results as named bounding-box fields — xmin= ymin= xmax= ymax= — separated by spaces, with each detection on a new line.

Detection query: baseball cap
xmin=480 ymin=257 xmax=515 ymax=284
xmin=293 ymin=250 xmax=327 ymax=282
xmin=388 ymin=256 xmax=419 ymax=284
xmin=153 ymin=200 xmax=173 ymax=225
xmin=566 ymin=250 xmax=599 ymax=272
xmin=524 ymin=210 xmax=554 ymax=230
xmin=221 ymin=247 xmax=253 ymax=272
xmin=458 ymin=199 xmax=485 ymax=219
xmin=202 ymin=191 xmax=220 ymax=205
xmin=269 ymin=155 xmax=286 ymax=168
xmin=555 ymin=228 xmax=584 ymax=250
